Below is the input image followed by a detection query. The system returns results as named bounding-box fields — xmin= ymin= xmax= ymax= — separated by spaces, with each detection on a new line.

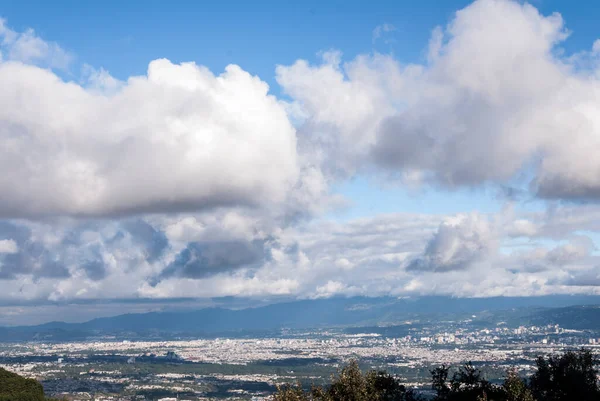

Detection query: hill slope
xmin=0 ymin=367 xmax=45 ymax=401
xmin=529 ymin=304 xmax=600 ymax=330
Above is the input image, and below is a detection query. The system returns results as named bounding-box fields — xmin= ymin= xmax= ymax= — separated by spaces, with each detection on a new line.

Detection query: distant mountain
xmin=2 ymin=295 xmax=600 ymax=341
xmin=528 ymin=304 xmax=600 ymax=330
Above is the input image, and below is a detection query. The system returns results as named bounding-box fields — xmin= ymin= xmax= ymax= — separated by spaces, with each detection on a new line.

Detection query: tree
xmin=451 ymin=363 xmax=499 ymax=401
xmin=431 ymin=365 xmax=451 ymax=400
xmin=0 ymin=367 xmax=45 ymax=401
xmin=529 ymin=348 xmax=600 ymax=401
xmin=432 ymin=362 xmax=503 ymax=401
xmin=273 ymin=382 xmax=311 ymax=401
xmin=364 ymin=369 xmax=421 ymax=401
xmin=274 ymin=349 xmax=600 ymax=401
xmin=502 ymin=369 xmax=534 ymax=401
xmin=273 ymin=360 xmax=421 ymax=401
xmin=325 ymin=360 xmax=369 ymax=401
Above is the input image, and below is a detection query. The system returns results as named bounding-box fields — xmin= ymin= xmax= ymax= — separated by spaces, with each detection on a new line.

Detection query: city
xmin=1 ymin=320 xmax=597 ymax=400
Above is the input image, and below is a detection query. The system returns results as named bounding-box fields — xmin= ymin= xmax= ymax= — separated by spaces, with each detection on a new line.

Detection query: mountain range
xmin=2 ymin=295 xmax=600 ymax=341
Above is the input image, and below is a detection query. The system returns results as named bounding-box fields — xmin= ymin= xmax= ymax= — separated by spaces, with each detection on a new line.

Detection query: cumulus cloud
xmin=278 ymin=0 xmax=600 ymax=200
xmin=0 ymin=32 xmax=301 ymax=218
xmin=546 ymin=236 xmax=595 ymax=266
xmin=313 ymin=280 xmax=353 ymax=298
xmin=561 ymin=269 xmax=600 ymax=287
xmin=0 ymin=205 xmax=600 ymax=305
xmin=508 ymin=236 xmax=595 ymax=275
xmin=153 ymin=239 xmax=267 ymax=283
xmin=7 ymin=0 xmax=600 ymax=316
xmin=407 ymin=213 xmax=496 ymax=272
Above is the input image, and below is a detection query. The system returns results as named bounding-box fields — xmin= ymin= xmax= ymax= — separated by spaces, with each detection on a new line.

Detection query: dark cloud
xmin=0 ymin=221 xmax=31 ymax=244
xmin=122 ymin=219 xmax=169 ymax=263
xmin=81 ymin=259 xmax=106 ymax=281
xmin=1 ymin=240 xmax=69 ymax=280
xmin=535 ymin=176 xmax=600 ymax=202
xmin=553 ymin=269 xmax=600 ymax=287
xmin=152 ymin=240 xmax=267 ymax=284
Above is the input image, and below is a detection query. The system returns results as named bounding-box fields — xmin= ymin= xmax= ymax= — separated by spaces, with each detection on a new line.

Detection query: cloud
xmin=0 ymin=205 xmax=600 ymax=306
xmin=561 ymin=269 xmax=600 ymax=287
xmin=545 ymin=236 xmax=595 ymax=266
xmin=0 ymin=18 xmax=72 ymax=69
xmin=407 ymin=213 xmax=496 ymax=272
xmin=278 ymin=0 xmax=600 ymax=201
xmin=7 ymin=0 xmax=600 ymax=317
xmin=508 ymin=236 xmax=595 ymax=274
xmin=0 ymin=239 xmax=17 ymax=254
xmin=122 ymin=220 xmax=169 ymax=263
xmin=153 ymin=239 xmax=267 ymax=283
xmin=0 ymin=19 xmax=302 ymax=218
xmin=313 ymin=280 xmax=354 ymax=298
xmin=372 ymin=23 xmax=396 ymax=44
xmin=0 ymin=241 xmax=70 ymax=281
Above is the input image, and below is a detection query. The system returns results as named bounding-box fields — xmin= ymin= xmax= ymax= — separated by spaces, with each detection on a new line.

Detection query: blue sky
xmin=2 ymin=0 xmax=600 ymax=324
xmin=1 ymin=0 xmax=472 ymax=82
xmin=2 ymin=0 xmax=599 ymax=80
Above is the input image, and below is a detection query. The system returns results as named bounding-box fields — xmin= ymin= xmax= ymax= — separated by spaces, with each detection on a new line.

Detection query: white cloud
xmin=0 ymin=18 xmax=72 ymax=69
xmin=407 ymin=213 xmax=497 ymax=272
xmin=545 ymin=237 xmax=594 ymax=266
xmin=0 ymin=55 xmax=301 ymax=217
xmin=1 ymin=205 xmax=600 ymax=305
xmin=0 ymin=239 xmax=17 ymax=254
xmin=313 ymin=280 xmax=352 ymax=298
xmin=278 ymin=0 xmax=600 ymax=200
xmin=7 ymin=0 xmax=600 ymax=315
xmin=372 ymin=23 xmax=396 ymax=43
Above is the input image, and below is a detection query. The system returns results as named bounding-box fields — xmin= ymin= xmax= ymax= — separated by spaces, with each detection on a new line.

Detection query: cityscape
xmin=1 ymin=317 xmax=598 ymax=400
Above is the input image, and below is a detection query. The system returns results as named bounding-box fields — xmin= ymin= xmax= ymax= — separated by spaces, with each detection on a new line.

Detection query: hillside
xmin=529 ymin=304 xmax=600 ymax=330
xmin=0 ymin=367 xmax=46 ymax=401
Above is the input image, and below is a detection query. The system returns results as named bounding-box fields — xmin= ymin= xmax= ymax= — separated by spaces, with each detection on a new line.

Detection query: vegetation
xmin=274 ymin=360 xmax=420 ymax=401
xmin=0 ymin=367 xmax=66 ymax=401
xmin=0 ymin=367 xmax=45 ymax=401
xmin=273 ymin=349 xmax=600 ymax=401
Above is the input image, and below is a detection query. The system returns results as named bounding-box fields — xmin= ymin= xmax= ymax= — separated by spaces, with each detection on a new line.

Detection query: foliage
xmin=0 ymin=367 xmax=45 ymax=401
xmin=430 ymin=348 xmax=599 ymax=401
xmin=529 ymin=348 xmax=600 ymax=401
xmin=431 ymin=362 xmax=502 ymax=401
xmin=274 ymin=349 xmax=600 ymax=401
xmin=274 ymin=360 xmax=421 ymax=401
xmin=502 ymin=369 xmax=534 ymax=401
xmin=274 ymin=382 xmax=312 ymax=401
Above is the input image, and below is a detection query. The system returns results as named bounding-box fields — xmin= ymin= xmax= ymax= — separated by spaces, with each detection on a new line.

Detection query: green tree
xmin=273 ymin=382 xmax=311 ymax=401
xmin=273 ymin=360 xmax=421 ymax=401
xmin=529 ymin=348 xmax=600 ymax=401
xmin=502 ymin=369 xmax=534 ymax=401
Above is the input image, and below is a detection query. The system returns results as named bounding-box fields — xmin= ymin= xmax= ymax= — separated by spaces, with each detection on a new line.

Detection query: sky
xmin=2 ymin=0 xmax=600 ymax=324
